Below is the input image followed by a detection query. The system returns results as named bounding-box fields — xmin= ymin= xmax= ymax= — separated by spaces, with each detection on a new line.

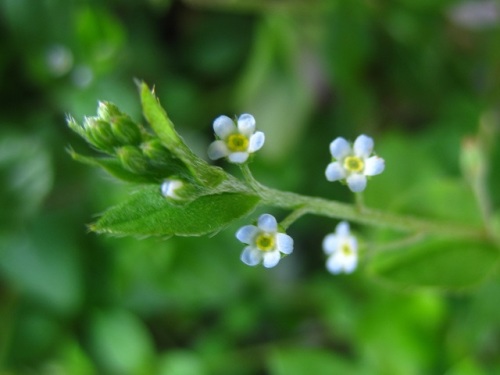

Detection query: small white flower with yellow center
xmin=161 ymin=179 xmax=184 ymax=200
xmin=236 ymin=214 xmax=293 ymax=268
xmin=325 ymin=134 xmax=385 ymax=192
xmin=323 ymin=221 xmax=358 ymax=274
xmin=208 ymin=114 xmax=265 ymax=164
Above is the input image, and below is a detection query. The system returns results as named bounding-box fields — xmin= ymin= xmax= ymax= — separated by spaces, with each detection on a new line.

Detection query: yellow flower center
xmin=344 ymin=156 xmax=364 ymax=173
xmin=340 ymin=243 xmax=353 ymax=256
xmin=227 ymin=134 xmax=249 ymax=152
xmin=255 ymin=233 xmax=275 ymax=252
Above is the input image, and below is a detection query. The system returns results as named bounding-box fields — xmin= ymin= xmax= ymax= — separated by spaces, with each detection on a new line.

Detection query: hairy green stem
xmin=240 ymin=164 xmax=487 ymax=240
xmin=259 ymin=185 xmax=486 ymax=239
xmin=280 ymin=206 xmax=309 ymax=230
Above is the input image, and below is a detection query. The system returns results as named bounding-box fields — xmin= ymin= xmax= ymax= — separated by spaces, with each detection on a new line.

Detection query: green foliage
xmin=370 ymin=238 xmax=498 ymax=289
xmin=0 ymin=133 xmax=53 ymax=227
xmin=92 ymin=185 xmax=260 ymax=237
xmin=2 ymin=0 xmax=500 ymax=374
xmin=89 ymin=309 xmax=155 ymax=374
xmin=139 ymin=82 xmax=226 ymax=186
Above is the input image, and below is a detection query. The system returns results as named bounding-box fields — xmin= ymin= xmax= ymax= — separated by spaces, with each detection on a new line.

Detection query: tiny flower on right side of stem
xmin=325 ymin=134 xmax=385 ymax=192
xmin=322 ymin=221 xmax=358 ymax=274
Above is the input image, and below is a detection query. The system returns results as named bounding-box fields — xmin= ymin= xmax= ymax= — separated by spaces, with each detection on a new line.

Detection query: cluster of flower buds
xmin=67 ymin=101 xmax=191 ymax=194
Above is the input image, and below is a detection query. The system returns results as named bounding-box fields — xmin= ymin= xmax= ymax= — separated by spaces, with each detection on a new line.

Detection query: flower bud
xmin=97 ymin=101 xmax=122 ymax=122
xmin=141 ymin=139 xmax=187 ymax=174
xmin=141 ymin=139 xmax=168 ymax=160
xmin=161 ymin=178 xmax=184 ymax=200
xmin=110 ymin=116 xmax=142 ymax=146
xmin=160 ymin=177 xmax=200 ymax=203
xmin=117 ymin=145 xmax=148 ymax=174
xmin=84 ymin=117 xmax=119 ymax=151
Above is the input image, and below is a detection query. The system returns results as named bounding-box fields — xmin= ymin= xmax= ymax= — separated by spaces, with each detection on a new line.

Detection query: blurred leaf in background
xmin=1 ymin=0 xmax=500 ymax=374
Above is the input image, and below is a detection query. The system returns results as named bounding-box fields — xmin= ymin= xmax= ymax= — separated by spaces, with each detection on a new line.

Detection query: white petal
xmin=326 ymin=253 xmax=344 ymax=274
xmin=322 ymin=233 xmax=338 ymax=255
xmin=258 ymin=214 xmax=277 ymax=232
xmin=335 ymin=221 xmax=350 ymax=237
xmin=329 ymin=137 xmax=351 ymax=159
xmin=325 ymin=162 xmax=346 ymax=181
xmin=262 ymin=250 xmax=281 ymax=268
xmin=237 ymin=113 xmax=256 ymax=136
xmin=213 ymin=115 xmax=236 ymax=139
xmin=228 ymin=152 xmax=249 ymax=164
xmin=161 ymin=179 xmax=183 ymax=199
xmin=341 ymin=253 xmax=358 ymax=273
xmin=353 ymin=134 xmax=374 ymax=158
xmin=327 ymin=251 xmax=357 ymax=274
xmin=236 ymin=225 xmax=259 ymax=244
xmin=248 ymin=131 xmax=265 ymax=152
xmin=364 ymin=156 xmax=385 ymax=176
xmin=346 ymin=174 xmax=367 ymax=192
xmin=276 ymin=233 xmax=293 ymax=254
xmin=207 ymin=140 xmax=229 ymax=160
xmin=241 ymin=246 xmax=262 ymax=266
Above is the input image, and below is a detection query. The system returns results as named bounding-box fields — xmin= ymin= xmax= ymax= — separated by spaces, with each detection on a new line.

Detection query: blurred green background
xmin=1 ymin=0 xmax=500 ymax=374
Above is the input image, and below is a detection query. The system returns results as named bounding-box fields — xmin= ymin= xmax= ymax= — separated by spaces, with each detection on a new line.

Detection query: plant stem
xmin=257 ymin=185 xmax=487 ymax=240
xmin=240 ymin=163 xmax=487 ymax=240
xmin=239 ymin=163 xmax=263 ymax=191
xmin=280 ymin=206 xmax=309 ymax=230
xmin=354 ymin=192 xmax=364 ymax=212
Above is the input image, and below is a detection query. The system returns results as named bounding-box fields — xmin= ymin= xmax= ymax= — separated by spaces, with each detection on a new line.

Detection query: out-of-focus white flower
xmin=448 ymin=0 xmax=499 ymax=30
xmin=46 ymin=44 xmax=73 ymax=76
xmin=208 ymin=114 xmax=265 ymax=164
xmin=325 ymin=134 xmax=385 ymax=192
xmin=161 ymin=179 xmax=184 ymax=200
xmin=323 ymin=221 xmax=358 ymax=274
xmin=236 ymin=214 xmax=293 ymax=268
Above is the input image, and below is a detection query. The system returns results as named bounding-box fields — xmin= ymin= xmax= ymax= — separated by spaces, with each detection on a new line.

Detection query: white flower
xmin=236 ymin=214 xmax=293 ymax=268
xmin=208 ymin=114 xmax=265 ymax=164
xmin=323 ymin=221 xmax=358 ymax=274
xmin=325 ymin=134 xmax=385 ymax=192
xmin=161 ymin=179 xmax=183 ymax=199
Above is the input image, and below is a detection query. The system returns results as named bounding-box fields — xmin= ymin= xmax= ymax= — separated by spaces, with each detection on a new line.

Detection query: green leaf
xmin=140 ymin=81 xmax=183 ymax=149
xmin=268 ymin=347 xmax=356 ymax=375
xmin=139 ymin=81 xmax=225 ymax=186
xmin=0 ymin=132 xmax=53 ymax=226
xmin=91 ymin=185 xmax=260 ymax=237
xmin=369 ymin=238 xmax=499 ymax=289
xmin=89 ymin=309 xmax=154 ymax=374
xmin=69 ymin=149 xmax=153 ymax=183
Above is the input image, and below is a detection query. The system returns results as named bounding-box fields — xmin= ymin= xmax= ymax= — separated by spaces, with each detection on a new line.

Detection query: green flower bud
xmin=141 ymin=139 xmax=168 ymax=160
xmin=141 ymin=139 xmax=187 ymax=174
xmin=110 ymin=116 xmax=142 ymax=146
xmin=117 ymin=145 xmax=148 ymax=174
xmin=97 ymin=101 xmax=122 ymax=122
xmin=84 ymin=117 xmax=119 ymax=152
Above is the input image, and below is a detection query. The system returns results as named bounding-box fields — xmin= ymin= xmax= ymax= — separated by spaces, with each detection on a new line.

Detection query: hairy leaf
xmin=139 ymin=81 xmax=225 ymax=187
xmin=91 ymin=185 xmax=260 ymax=237
xmin=369 ymin=238 xmax=499 ymax=289
xmin=139 ymin=82 xmax=182 ymax=149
